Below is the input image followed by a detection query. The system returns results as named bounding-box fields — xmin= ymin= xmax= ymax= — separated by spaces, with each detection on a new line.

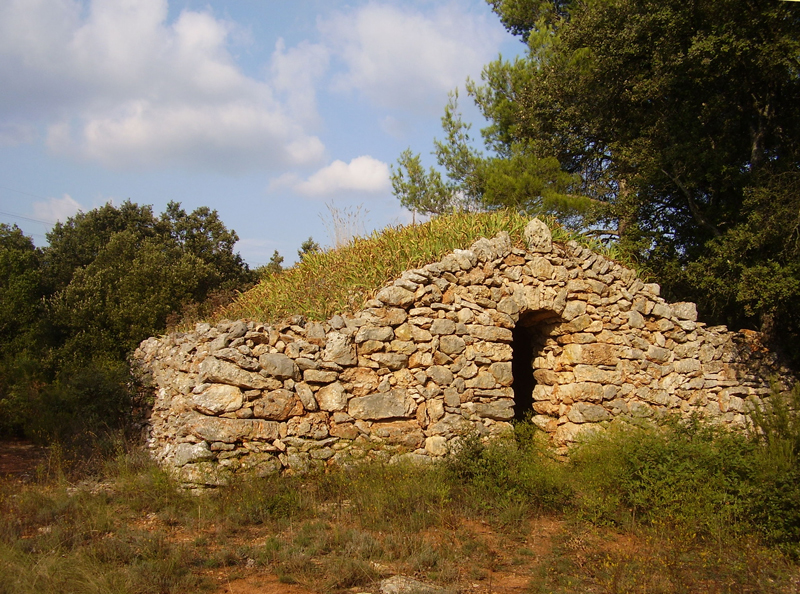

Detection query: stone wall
xmin=133 ymin=219 xmax=795 ymax=487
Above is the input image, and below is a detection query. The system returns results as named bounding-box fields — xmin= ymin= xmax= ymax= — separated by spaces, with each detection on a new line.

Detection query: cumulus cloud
xmin=32 ymin=194 xmax=84 ymax=223
xmin=294 ymin=156 xmax=391 ymax=197
xmin=319 ymin=2 xmax=505 ymax=114
xmin=271 ymin=38 xmax=330 ymax=126
xmin=0 ymin=0 xmax=324 ymax=172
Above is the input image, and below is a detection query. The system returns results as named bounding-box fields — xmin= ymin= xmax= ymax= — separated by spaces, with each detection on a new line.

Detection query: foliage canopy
xmin=393 ymin=0 xmax=800 ymax=362
xmin=0 ymin=202 xmax=253 ymax=440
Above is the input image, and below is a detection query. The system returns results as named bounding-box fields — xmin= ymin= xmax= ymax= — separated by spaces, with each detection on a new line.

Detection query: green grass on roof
xmin=216 ymin=210 xmax=622 ymax=325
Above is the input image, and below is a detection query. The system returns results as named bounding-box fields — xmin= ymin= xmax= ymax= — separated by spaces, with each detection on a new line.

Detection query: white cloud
xmin=320 ymin=2 xmax=505 ymax=114
xmin=294 ymin=156 xmax=390 ymax=197
xmin=32 ymin=194 xmax=83 ymax=223
xmin=271 ymin=38 xmax=329 ymax=126
xmin=0 ymin=0 xmax=325 ymax=172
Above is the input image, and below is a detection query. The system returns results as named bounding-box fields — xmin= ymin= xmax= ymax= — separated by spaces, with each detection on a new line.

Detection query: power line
xmin=0 ymin=183 xmax=55 ymax=204
xmin=0 ymin=209 xmax=56 ymax=226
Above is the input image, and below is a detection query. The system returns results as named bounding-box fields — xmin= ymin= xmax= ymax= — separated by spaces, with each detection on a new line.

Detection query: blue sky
xmin=0 ymin=0 xmax=523 ymax=266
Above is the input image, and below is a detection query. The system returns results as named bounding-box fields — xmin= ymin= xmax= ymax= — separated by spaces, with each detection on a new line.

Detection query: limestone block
xmin=572 ymin=365 xmax=619 ymax=385
xmin=188 ymin=416 xmax=280 ymax=443
xmin=467 ymin=325 xmax=513 ymax=343
xmin=287 ymin=412 xmax=330 ymax=439
xmin=562 ymin=300 xmax=587 ymax=321
xmin=317 ymin=382 xmax=348 ymax=412
xmin=533 ymin=369 xmax=559 ymax=385
xmin=465 ymin=371 xmax=497 ymax=390
xmin=524 ymin=218 xmax=552 ymax=253
xmin=430 ymin=319 xmax=456 ymax=335
xmin=173 ymin=441 xmax=214 ymax=467
xmin=370 ymin=421 xmax=425 ymax=448
xmin=348 ymin=389 xmax=416 ymax=420
xmin=553 ymin=382 xmax=601 ymax=403
xmin=439 ymin=335 xmax=466 ymax=355
xmin=489 ymin=362 xmax=513 ymax=386
xmin=425 ymin=435 xmax=448 ymax=456
xmin=427 ymin=399 xmax=445 ymax=422
xmin=192 ymin=384 xmax=243 ymax=415
xmin=259 ymin=353 xmax=300 ymax=380
xmin=253 ymin=389 xmax=302 ymax=421
xmin=428 ymin=413 xmax=472 ymax=436
xmin=322 ymin=332 xmax=357 ymax=366
xmin=370 ymin=352 xmax=409 ymax=370
xmin=376 ymin=286 xmax=416 ymax=307
xmin=628 ymin=401 xmax=653 ymax=418
xmin=330 ymin=422 xmax=359 ymax=440
xmin=472 ymin=399 xmax=515 ymax=420
xmin=295 ymin=382 xmax=318 ymax=411
xmin=563 ymin=343 xmax=622 ymax=366
xmin=628 ymin=310 xmax=645 ymax=328
xmin=671 ymin=302 xmax=698 ymax=321
xmin=303 ymin=369 xmax=339 ymax=383
xmin=409 ymin=351 xmax=433 ymax=368
xmin=567 ymin=402 xmax=612 ymax=423
xmin=470 ymin=237 xmax=497 ymax=262
xmin=646 ymin=345 xmax=671 ymax=363
xmin=199 ymin=357 xmax=273 ymax=390
xmin=214 ymin=347 xmax=259 ymax=371
xmin=674 ymin=359 xmax=701 ymax=374
xmin=427 ymin=365 xmax=454 ymax=386
xmin=355 ymin=326 xmax=394 ymax=343
xmin=340 ymin=367 xmax=380 ymax=397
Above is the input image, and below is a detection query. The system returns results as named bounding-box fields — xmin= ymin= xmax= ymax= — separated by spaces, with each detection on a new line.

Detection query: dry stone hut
xmin=134 ymin=218 xmax=794 ymax=487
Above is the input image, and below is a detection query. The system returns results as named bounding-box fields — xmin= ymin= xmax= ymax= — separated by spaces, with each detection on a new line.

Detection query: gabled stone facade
xmin=133 ymin=219 xmax=794 ymax=487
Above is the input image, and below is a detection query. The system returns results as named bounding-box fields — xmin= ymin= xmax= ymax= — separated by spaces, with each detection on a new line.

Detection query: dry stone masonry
xmin=134 ymin=219 xmax=795 ymax=487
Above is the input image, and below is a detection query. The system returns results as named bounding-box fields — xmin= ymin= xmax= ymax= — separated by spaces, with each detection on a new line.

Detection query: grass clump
xmin=217 ymin=210 xmax=627 ymax=324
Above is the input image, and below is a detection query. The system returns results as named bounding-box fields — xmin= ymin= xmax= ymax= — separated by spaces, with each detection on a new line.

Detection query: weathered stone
xmin=439 ymin=335 xmax=466 ymax=355
xmin=489 ymin=362 xmax=513 ymax=386
xmin=563 ymin=344 xmax=622 ymax=366
xmin=376 ymin=286 xmax=416 ymax=307
xmin=561 ymin=300 xmax=587 ymax=321
xmin=295 ymin=382 xmax=318 ymax=411
xmin=427 ymin=365 xmax=454 ymax=386
xmin=259 ymin=353 xmax=300 ymax=380
xmin=189 ymin=416 xmax=279 ymax=443
xmin=371 ymin=421 xmax=425 ymax=448
xmin=303 ymin=369 xmax=339 ymax=383
xmin=430 ymin=318 xmax=456 ymax=335
xmin=253 ymin=389 xmax=302 ymax=421
xmin=671 ymin=302 xmax=698 ymax=321
xmin=340 ymin=367 xmax=380 ymax=397
xmin=628 ymin=310 xmax=645 ymax=328
xmin=472 ymin=399 xmax=515 ymax=420
xmin=465 ymin=371 xmax=497 ymax=389
xmin=287 ymin=412 xmax=329 ymax=439
xmin=316 ymin=382 xmax=348 ymax=412
xmin=199 ymin=357 xmax=273 ymax=390
xmin=323 ymin=332 xmax=357 ymax=366
xmin=370 ymin=352 xmax=408 ymax=370
xmin=355 ymin=326 xmax=394 ymax=343
xmin=467 ymin=325 xmax=513 ymax=342
xmin=173 ymin=441 xmax=214 ymax=466
xmin=568 ymin=402 xmax=612 ymax=423
xmin=192 ymin=384 xmax=243 ymax=415
xmin=524 ymin=218 xmax=552 ymax=253
xmin=425 ymin=435 xmax=448 ymax=456
xmin=349 ymin=389 xmax=416 ymax=420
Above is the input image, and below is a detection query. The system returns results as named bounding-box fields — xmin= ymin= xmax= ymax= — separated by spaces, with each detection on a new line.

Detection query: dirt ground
xmin=0 ymin=439 xmax=45 ymax=480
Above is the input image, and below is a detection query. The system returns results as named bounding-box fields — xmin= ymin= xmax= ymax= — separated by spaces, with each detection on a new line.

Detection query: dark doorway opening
xmin=511 ymin=324 xmax=536 ymax=421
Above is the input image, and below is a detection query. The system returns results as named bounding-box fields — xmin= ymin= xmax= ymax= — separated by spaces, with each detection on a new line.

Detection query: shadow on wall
xmin=512 ymin=310 xmax=561 ymax=421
